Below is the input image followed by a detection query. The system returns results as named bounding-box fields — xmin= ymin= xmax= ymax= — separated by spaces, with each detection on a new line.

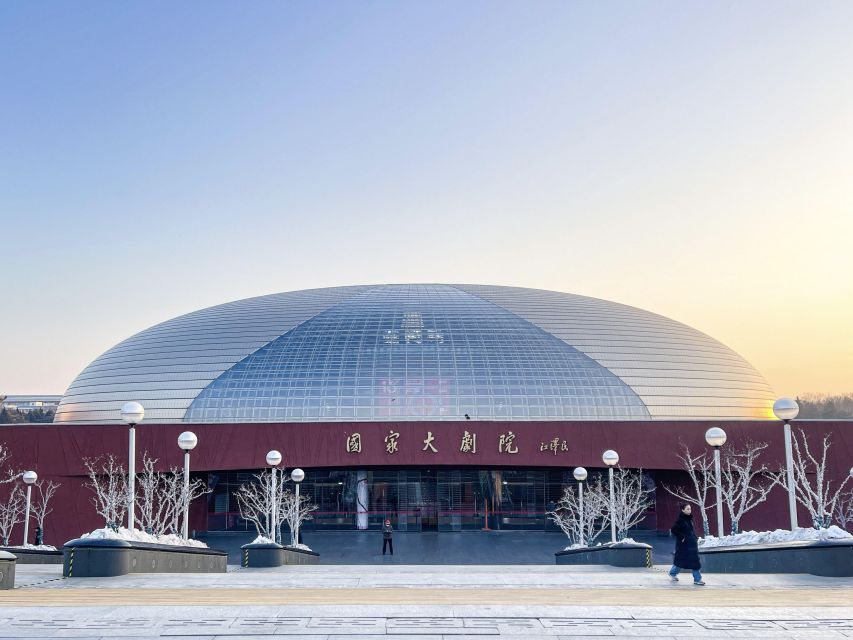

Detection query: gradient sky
xmin=2 ymin=1 xmax=852 ymax=397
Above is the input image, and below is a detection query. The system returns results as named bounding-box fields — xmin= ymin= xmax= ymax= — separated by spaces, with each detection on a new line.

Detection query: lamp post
xmin=602 ymin=450 xmax=619 ymax=543
xmin=177 ymin=431 xmax=198 ymax=540
xmin=266 ymin=450 xmax=282 ymax=543
xmin=22 ymin=470 xmax=37 ymax=546
xmin=291 ymin=468 xmax=305 ymax=546
xmin=120 ymin=401 xmax=145 ymax=531
xmin=705 ymin=427 xmax=727 ymax=537
xmin=773 ymin=397 xmax=800 ymax=529
xmin=573 ymin=467 xmax=587 ymax=547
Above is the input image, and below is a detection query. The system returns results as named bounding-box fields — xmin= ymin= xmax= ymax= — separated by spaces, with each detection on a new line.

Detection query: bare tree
xmin=170 ymin=469 xmax=210 ymax=538
xmin=609 ymin=467 xmax=654 ymax=540
xmin=0 ymin=443 xmax=21 ymax=485
xmin=547 ymin=477 xmax=610 ymax=547
xmin=833 ymin=491 xmax=853 ymax=532
xmin=774 ymin=430 xmax=852 ymax=529
xmin=234 ymin=471 xmax=275 ymax=539
xmin=720 ymin=440 xmax=778 ymax=534
xmin=0 ymin=484 xmax=25 ymax=545
xmin=135 ymin=454 xmax=180 ymax=535
xmin=279 ymin=487 xmax=318 ymax=547
xmin=135 ymin=453 xmax=210 ymax=537
xmin=84 ymin=455 xmax=127 ymax=530
xmin=663 ymin=443 xmax=714 ymax=537
xmin=31 ymin=479 xmax=60 ymax=544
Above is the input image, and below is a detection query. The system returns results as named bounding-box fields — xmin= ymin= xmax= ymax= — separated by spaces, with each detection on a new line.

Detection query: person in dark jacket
xmin=669 ymin=503 xmax=705 ymax=585
xmin=382 ymin=519 xmax=394 ymax=555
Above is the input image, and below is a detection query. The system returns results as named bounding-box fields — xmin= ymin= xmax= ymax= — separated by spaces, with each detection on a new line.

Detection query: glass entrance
xmin=206 ymin=468 xmax=655 ymax=533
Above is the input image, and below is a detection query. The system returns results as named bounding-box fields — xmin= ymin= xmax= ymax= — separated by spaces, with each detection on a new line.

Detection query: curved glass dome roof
xmin=55 ymin=284 xmax=775 ymax=424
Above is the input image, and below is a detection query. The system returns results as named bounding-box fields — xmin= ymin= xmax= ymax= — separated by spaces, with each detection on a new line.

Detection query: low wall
xmin=63 ymin=538 xmax=228 ymax=577
xmin=555 ymin=542 xmax=652 ymax=568
xmin=0 ymin=548 xmax=63 ymax=564
xmin=0 ymin=551 xmax=15 ymax=590
xmin=699 ymin=540 xmax=853 ymax=577
xmin=242 ymin=543 xmax=320 ymax=567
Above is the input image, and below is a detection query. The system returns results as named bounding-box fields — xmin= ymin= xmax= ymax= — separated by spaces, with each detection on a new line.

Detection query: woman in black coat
xmin=669 ymin=503 xmax=705 ymax=585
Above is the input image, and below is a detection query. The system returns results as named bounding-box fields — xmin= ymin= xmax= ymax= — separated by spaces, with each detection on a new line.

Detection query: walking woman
xmin=669 ymin=503 xmax=705 ymax=585
xmin=382 ymin=519 xmax=394 ymax=555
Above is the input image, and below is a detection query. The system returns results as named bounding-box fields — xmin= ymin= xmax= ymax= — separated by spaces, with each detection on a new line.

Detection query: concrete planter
xmin=0 ymin=547 xmax=63 ymax=564
xmin=241 ymin=542 xmax=320 ymax=567
xmin=0 ymin=551 xmax=15 ymax=590
xmin=556 ymin=542 xmax=652 ymax=568
xmin=699 ymin=539 xmax=853 ymax=577
xmin=63 ymin=538 xmax=227 ymax=578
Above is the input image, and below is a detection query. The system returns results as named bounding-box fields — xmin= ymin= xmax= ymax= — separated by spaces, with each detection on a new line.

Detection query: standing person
xmin=382 ymin=519 xmax=394 ymax=556
xmin=669 ymin=503 xmax=705 ymax=585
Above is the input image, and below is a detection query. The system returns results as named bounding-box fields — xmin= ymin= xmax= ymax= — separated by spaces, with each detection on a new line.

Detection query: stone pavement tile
xmin=555 ymin=637 xmax=673 ymax=640
xmin=182 ymin=637 xmax=329 ymax=640
xmin=614 ymin=619 xmax=707 ymax=636
xmin=462 ymin=617 xmax=544 ymax=632
xmin=227 ymin=616 xmax=308 ymax=632
xmin=626 ymin=606 xmax=819 ymax=619
xmin=306 ymin=616 xmax=385 ymax=630
xmin=540 ymin=618 xmax=617 ymax=635
xmin=779 ymin=619 xmax=853 ymax=633
xmin=292 ymin=637 xmax=438 ymax=640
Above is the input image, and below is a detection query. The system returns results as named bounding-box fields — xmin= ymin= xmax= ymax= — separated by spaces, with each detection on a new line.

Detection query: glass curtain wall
xmin=207 ymin=468 xmax=657 ymax=533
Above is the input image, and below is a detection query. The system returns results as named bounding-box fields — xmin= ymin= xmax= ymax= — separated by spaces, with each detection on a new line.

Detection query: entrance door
xmin=420 ymin=470 xmax=438 ymax=530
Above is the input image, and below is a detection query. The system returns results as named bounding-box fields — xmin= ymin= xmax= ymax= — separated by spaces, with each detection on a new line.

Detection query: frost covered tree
xmin=774 ymin=430 xmax=852 ymax=529
xmin=663 ymin=444 xmax=714 ymax=537
xmin=609 ymin=467 xmax=654 ymax=540
xmin=31 ymin=479 xmax=60 ymax=543
xmin=135 ymin=453 xmax=210 ymax=537
xmin=0 ymin=484 xmax=25 ymax=545
xmin=720 ymin=440 xmax=778 ymax=534
xmin=84 ymin=455 xmax=127 ymax=531
xmin=234 ymin=471 xmax=316 ymax=543
xmin=0 ymin=443 xmax=21 ymax=485
xmin=547 ymin=477 xmax=609 ymax=547
xmin=234 ymin=471 xmax=277 ymax=539
xmin=834 ymin=491 xmax=853 ymax=532
xmin=279 ymin=487 xmax=318 ymax=547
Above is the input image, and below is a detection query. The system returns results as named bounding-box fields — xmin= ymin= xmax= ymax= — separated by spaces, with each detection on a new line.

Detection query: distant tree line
xmin=796 ymin=393 xmax=853 ymax=419
xmin=0 ymin=407 xmax=55 ymax=424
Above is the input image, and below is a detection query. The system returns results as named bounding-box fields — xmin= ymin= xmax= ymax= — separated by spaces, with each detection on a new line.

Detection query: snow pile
xmin=250 ymin=535 xmax=275 ymax=545
xmin=286 ymin=542 xmax=314 ymax=552
xmin=563 ymin=543 xmax=588 ymax=550
xmin=79 ymin=527 xmax=208 ymax=548
xmin=699 ymin=526 xmax=853 ymax=548
xmin=611 ymin=537 xmax=646 ymax=547
xmin=6 ymin=544 xmax=58 ymax=551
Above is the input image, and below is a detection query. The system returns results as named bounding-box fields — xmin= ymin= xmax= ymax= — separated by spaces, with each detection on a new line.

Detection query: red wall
xmin=0 ymin=419 xmax=850 ymax=545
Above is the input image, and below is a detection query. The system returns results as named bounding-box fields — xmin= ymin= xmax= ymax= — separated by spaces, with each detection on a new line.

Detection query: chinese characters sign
xmin=344 ymin=429 xmax=569 ymax=456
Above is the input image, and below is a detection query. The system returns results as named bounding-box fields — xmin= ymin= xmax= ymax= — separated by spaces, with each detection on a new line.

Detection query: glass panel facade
xmin=187 ymin=285 xmax=649 ymax=422
xmin=206 ymin=467 xmax=658 ymax=534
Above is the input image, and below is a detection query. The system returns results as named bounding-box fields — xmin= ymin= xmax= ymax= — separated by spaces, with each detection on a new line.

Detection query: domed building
xmin=55 ymin=284 xmax=774 ymax=424
xmin=14 ymin=283 xmax=836 ymax=549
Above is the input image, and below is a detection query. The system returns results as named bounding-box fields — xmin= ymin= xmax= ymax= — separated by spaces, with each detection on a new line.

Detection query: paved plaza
xmin=2 ymin=564 xmax=853 ymax=639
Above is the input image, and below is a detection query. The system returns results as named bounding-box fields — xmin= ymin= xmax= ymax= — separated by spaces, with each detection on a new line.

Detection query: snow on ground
xmin=611 ymin=537 xmax=647 ymax=547
xmin=700 ymin=526 xmax=853 ymax=548
xmin=79 ymin=527 xmax=208 ymax=548
xmin=5 ymin=544 xmax=58 ymax=551
xmin=286 ymin=542 xmax=314 ymax=552
xmin=563 ymin=538 xmax=645 ymax=551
